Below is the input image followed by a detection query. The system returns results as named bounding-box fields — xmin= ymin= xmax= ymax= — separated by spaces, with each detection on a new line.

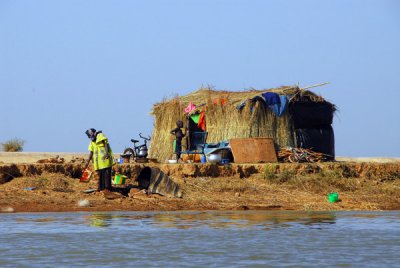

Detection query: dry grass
xmin=5 ymin=173 xmax=74 ymax=191
xmin=180 ymin=169 xmax=400 ymax=211
xmin=262 ymin=164 xmax=278 ymax=181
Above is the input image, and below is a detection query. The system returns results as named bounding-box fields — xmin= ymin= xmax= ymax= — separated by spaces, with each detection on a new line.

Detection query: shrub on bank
xmin=1 ymin=138 xmax=25 ymax=152
xmin=263 ymin=164 xmax=278 ymax=181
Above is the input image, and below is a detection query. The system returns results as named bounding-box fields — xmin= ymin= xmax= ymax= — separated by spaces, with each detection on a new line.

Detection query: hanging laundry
xmin=184 ymin=102 xmax=197 ymax=114
xmin=262 ymin=92 xmax=280 ymax=105
xmin=278 ymin=95 xmax=289 ymax=116
xmin=250 ymin=96 xmax=265 ymax=102
xmin=269 ymin=95 xmax=289 ymax=116
xmin=190 ymin=113 xmax=200 ymax=124
xmin=213 ymin=98 xmax=228 ymax=105
xmin=260 ymin=92 xmax=290 ymax=116
xmin=261 ymin=94 xmax=288 ymax=117
xmin=197 ymin=109 xmax=206 ymax=131
xmin=236 ymin=101 xmax=246 ymax=111
xmin=248 ymin=96 xmax=264 ymax=114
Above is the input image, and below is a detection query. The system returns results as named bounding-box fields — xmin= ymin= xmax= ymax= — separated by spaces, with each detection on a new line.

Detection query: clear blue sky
xmin=1 ymin=0 xmax=399 ymax=157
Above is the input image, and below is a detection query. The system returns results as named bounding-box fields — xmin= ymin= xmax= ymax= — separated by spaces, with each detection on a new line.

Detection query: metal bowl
xmin=207 ymin=154 xmax=221 ymax=163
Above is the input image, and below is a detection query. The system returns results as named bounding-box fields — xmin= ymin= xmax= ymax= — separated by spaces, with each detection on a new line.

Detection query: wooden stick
xmin=301 ymin=82 xmax=330 ymax=91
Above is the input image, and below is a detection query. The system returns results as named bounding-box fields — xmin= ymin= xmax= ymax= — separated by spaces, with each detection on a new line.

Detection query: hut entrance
xmin=184 ymin=115 xmax=208 ymax=154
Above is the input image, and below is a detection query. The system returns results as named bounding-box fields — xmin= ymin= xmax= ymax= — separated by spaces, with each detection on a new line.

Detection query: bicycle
xmin=122 ymin=133 xmax=151 ymax=162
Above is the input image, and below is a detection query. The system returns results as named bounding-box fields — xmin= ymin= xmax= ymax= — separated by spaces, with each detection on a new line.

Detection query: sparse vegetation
xmin=279 ymin=167 xmax=296 ymax=182
xmin=320 ymin=168 xmax=343 ymax=179
xmin=286 ymin=175 xmax=359 ymax=193
xmin=263 ymin=164 xmax=277 ymax=181
xmin=34 ymin=177 xmax=49 ymax=189
xmin=189 ymin=177 xmax=254 ymax=193
xmin=1 ymin=138 xmax=25 ymax=152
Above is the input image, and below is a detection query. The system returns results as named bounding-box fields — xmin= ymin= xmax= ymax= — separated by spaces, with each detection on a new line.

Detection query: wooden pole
xmin=186 ymin=115 xmax=190 ymax=151
xmin=300 ymin=82 xmax=330 ymax=91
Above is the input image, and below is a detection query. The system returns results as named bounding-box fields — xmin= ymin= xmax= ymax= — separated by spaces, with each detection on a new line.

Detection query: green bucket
xmin=113 ymin=174 xmax=127 ymax=185
xmin=327 ymin=192 xmax=339 ymax=203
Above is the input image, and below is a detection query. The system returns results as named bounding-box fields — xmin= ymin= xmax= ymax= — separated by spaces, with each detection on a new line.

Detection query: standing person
xmin=170 ymin=120 xmax=186 ymax=161
xmin=84 ymin=128 xmax=114 ymax=192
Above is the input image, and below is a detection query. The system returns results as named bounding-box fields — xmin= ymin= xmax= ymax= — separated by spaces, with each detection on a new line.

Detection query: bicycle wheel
xmin=123 ymin=148 xmax=135 ymax=157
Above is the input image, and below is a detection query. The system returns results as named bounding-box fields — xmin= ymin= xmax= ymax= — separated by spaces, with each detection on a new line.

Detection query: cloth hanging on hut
xmin=236 ymin=101 xmax=246 ymax=111
xmin=197 ymin=109 xmax=206 ymax=131
xmin=213 ymin=98 xmax=227 ymax=105
xmin=262 ymin=92 xmax=280 ymax=105
xmin=249 ymin=96 xmax=264 ymax=114
xmin=262 ymin=92 xmax=288 ymax=117
xmin=190 ymin=113 xmax=200 ymax=124
xmin=271 ymin=95 xmax=288 ymax=116
xmin=184 ymin=102 xmax=197 ymax=114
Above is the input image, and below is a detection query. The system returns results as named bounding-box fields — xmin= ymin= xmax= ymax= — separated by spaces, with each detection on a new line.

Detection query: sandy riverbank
xmin=1 ymin=152 xmax=399 ymax=164
xmin=0 ymin=152 xmax=89 ymax=164
xmin=0 ymin=152 xmax=399 ymax=213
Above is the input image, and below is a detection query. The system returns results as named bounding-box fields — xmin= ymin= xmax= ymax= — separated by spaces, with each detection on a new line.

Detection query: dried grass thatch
xmin=149 ymin=85 xmax=332 ymax=162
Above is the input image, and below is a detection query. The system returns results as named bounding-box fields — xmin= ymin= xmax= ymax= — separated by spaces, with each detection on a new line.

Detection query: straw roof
xmin=152 ymin=85 xmax=327 ymax=113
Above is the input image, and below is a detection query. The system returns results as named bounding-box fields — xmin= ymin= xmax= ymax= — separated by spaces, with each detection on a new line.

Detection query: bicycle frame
xmin=123 ymin=133 xmax=151 ymax=160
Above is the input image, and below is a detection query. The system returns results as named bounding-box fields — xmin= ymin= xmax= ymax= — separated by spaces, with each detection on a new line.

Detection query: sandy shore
xmin=1 ymin=152 xmax=399 ymax=164
xmin=0 ymin=152 xmax=88 ymax=164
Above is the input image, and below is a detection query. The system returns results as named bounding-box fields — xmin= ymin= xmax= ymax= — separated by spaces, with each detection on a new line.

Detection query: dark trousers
xmin=175 ymin=139 xmax=182 ymax=159
xmin=97 ymin=167 xmax=112 ymax=191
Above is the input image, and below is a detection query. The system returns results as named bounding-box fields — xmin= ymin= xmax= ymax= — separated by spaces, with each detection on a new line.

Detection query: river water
xmin=0 ymin=211 xmax=399 ymax=267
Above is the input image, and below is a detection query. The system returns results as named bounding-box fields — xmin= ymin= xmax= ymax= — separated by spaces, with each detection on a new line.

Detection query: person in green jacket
xmin=84 ymin=128 xmax=114 ymax=192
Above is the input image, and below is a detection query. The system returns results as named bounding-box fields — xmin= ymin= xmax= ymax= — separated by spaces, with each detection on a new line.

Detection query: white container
xmin=168 ymin=159 xmax=178 ymax=164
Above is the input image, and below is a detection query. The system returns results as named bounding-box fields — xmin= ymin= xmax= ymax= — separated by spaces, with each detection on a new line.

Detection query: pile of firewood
xmin=278 ymin=147 xmax=330 ymax=163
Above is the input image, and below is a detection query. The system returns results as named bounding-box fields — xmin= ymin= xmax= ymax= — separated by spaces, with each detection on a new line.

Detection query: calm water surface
xmin=0 ymin=211 xmax=399 ymax=267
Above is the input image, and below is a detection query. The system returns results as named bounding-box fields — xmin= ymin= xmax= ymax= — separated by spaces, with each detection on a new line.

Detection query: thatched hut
xmin=149 ymin=85 xmax=336 ymax=162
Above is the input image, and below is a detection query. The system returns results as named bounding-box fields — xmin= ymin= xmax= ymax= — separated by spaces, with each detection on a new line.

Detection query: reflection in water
xmin=32 ymin=217 xmax=56 ymax=223
xmin=81 ymin=211 xmax=337 ymax=229
xmin=12 ymin=211 xmax=337 ymax=230
xmin=151 ymin=211 xmax=336 ymax=229
xmin=85 ymin=213 xmax=156 ymax=228
xmin=86 ymin=213 xmax=113 ymax=228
